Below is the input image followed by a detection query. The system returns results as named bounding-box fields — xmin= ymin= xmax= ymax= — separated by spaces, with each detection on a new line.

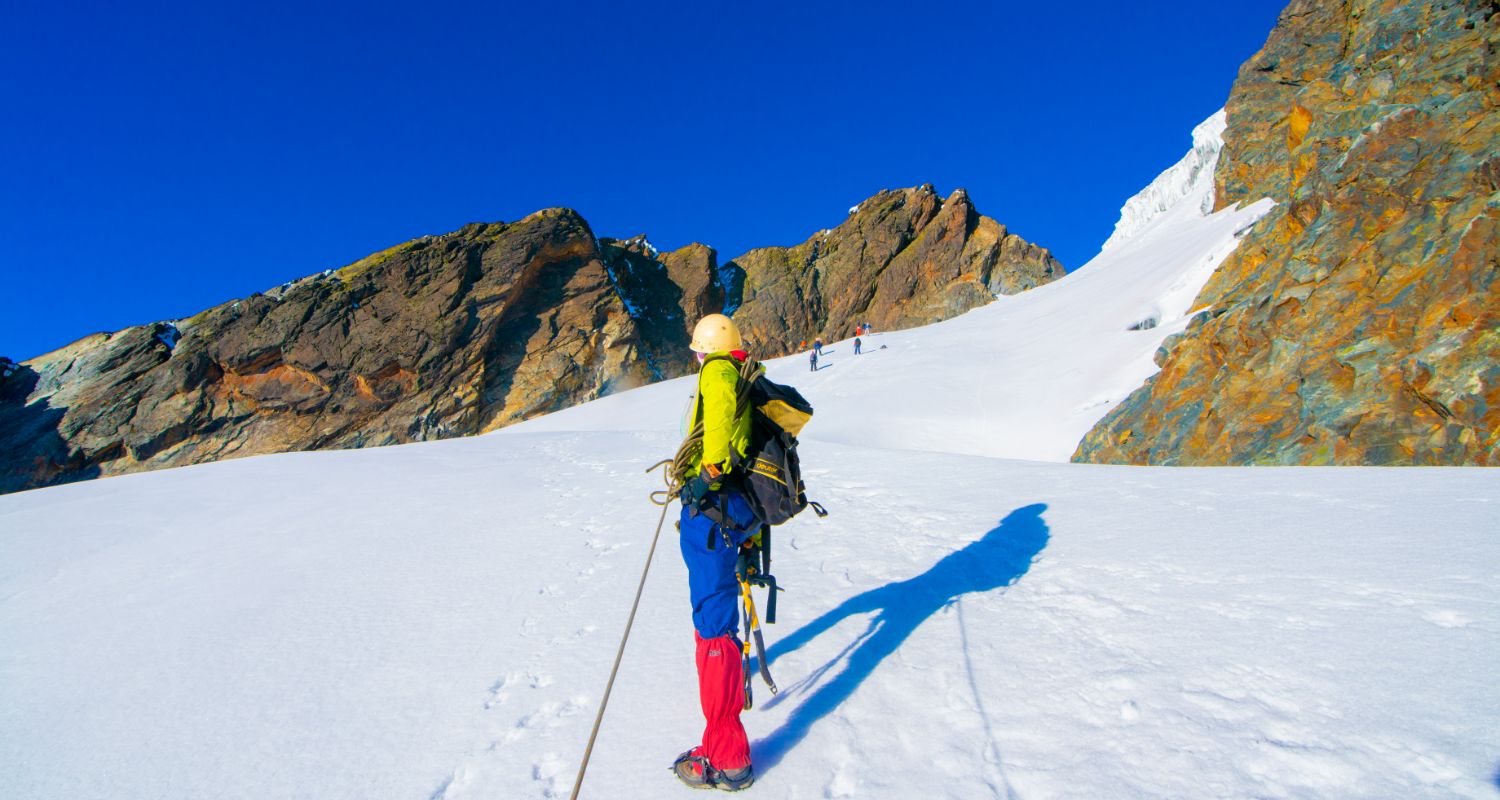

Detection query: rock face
xmin=0 ymin=211 xmax=719 ymax=494
xmin=1076 ymin=0 xmax=1499 ymax=466
xmin=726 ymin=185 xmax=1064 ymax=352
xmin=597 ymin=235 xmax=719 ymax=379
xmin=2 ymin=188 xmax=1062 ymax=494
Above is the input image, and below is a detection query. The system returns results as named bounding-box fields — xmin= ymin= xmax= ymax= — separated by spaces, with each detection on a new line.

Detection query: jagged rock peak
xmin=726 ymin=185 xmax=1065 ymax=355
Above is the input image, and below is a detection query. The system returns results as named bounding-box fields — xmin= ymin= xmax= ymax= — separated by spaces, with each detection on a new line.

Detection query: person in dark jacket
xmin=809 ymin=350 xmax=819 ymax=371
xmin=854 ymin=336 xmax=862 ymax=355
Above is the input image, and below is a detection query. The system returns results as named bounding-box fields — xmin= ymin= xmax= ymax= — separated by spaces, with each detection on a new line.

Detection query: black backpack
xmin=705 ymin=355 xmax=827 ymax=527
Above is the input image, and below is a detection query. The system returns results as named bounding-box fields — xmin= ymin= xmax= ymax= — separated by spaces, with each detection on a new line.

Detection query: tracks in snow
xmin=430 ymin=436 xmax=650 ymax=799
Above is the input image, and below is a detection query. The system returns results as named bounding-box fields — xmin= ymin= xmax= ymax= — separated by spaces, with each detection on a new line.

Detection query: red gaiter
xmin=694 ymin=632 xmax=750 ymax=769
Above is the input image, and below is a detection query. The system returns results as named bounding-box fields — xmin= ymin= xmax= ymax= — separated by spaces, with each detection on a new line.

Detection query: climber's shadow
xmin=750 ymin=503 xmax=1050 ymax=773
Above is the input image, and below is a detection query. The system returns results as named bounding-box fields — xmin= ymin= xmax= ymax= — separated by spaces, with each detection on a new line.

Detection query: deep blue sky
xmin=1 ymin=0 xmax=1288 ymax=360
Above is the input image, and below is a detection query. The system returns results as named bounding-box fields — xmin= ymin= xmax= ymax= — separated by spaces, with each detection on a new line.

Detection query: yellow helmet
xmin=689 ymin=313 xmax=743 ymax=353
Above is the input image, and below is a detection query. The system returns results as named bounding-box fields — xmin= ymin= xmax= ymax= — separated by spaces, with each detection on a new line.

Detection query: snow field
xmin=1 ymin=433 xmax=1495 ymax=799
xmin=2 ymin=110 xmax=1497 ymax=799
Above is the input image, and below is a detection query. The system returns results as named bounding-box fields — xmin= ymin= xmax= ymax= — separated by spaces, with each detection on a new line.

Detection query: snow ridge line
xmin=1100 ymin=110 xmax=1228 ymax=252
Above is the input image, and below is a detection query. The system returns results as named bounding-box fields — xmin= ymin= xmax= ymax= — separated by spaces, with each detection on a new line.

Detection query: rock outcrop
xmin=1076 ymin=0 xmax=1499 ymax=466
xmin=727 ymin=185 xmax=1064 ymax=352
xmin=597 ymin=235 xmax=719 ymax=379
xmin=2 ymin=188 xmax=1062 ymax=493
xmin=0 ymin=211 xmax=719 ymax=493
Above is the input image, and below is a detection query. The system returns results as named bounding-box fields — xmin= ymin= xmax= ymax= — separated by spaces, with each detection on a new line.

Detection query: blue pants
xmin=679 ymin=488 xmax=759 ymax=638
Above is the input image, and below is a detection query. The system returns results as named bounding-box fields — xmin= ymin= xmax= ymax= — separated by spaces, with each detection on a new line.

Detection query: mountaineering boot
xmin=713 ymin=764 xmax=755 ymax=792
xmin=670 ymin=749 xmax=756 ymax=792
xmin=672 ymin=749 xmax=716 ymax=790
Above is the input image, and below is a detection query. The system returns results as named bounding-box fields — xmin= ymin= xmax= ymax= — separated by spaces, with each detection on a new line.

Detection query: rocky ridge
xmin=0 ymin=211 xmax=711 ymax=494
xmin=0 ymin=188 xmax=1061 ymax=494
xmin=1076 ymin=0 xmax=1499 ymax=465
xmin=727 ymin=185 xmax=1064 ymax=351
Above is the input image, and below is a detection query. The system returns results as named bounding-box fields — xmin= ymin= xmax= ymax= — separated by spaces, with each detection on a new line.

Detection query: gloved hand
xmin=680 ymin=463 xmax=724 ymax=510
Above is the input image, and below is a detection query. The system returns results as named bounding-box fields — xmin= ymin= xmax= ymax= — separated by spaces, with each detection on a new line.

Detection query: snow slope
xmin=2 ymin=118 xmax=1497 ymax=800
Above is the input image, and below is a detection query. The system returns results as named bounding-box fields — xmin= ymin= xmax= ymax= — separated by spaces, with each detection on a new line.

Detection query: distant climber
xmin=813 ymin=338 xmax=823 ymax=356
xmin=854 ymin=337 xmax=862 ymax=355
xmin=671 ymin=313 xmax=758 ymax=792
xmin=809 ymin=350 xmax=819 ymax=372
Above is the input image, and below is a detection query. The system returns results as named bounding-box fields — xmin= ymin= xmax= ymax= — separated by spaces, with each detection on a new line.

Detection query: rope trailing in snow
xmin=569 ymin=462 xmax=676 ymax=800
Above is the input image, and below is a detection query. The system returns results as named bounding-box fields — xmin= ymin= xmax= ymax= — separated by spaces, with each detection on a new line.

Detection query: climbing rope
xmin=569 ymin=462 xmax=676 ymax=800
xmin=649 ymin=429 xmax=701 ymax=508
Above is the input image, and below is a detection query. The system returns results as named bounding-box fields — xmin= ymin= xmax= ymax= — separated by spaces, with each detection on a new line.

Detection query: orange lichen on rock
xmin=1077 ymin=0 xmax=1499 ymax=467
xmin=1287 ymin=104 xmax=1313 ymax=151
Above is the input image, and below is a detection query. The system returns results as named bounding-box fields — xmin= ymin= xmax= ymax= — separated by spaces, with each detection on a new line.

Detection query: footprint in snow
xmin=503 ymin=696 xmax=589 ymax=743
xmin=486 ymin=671 xmax=552 ymax=708
xmin=530 ymin=752 xmax=565 ymax=795
xmin=428 ymin=766 xmax=474 ymax=799
xmin=547 ymin=625 xmax=597 ymax=646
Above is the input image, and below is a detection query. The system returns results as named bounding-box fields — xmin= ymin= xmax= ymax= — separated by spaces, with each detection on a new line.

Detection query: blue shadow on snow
xmin=750 ymin=503 xmax=1050 ymax=773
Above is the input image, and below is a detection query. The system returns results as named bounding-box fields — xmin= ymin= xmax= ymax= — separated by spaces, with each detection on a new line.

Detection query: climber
xmin=854 ymin=336 xmax=862 ymax=355
xmin=809 ymin=349 xmax=819 ymax=372
xmin=671 ymin=313 xmax=758 ymax=792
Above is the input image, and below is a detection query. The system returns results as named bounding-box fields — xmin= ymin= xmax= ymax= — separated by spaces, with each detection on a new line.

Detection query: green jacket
xmin=688 ymin=353 xmax=752 ymax=478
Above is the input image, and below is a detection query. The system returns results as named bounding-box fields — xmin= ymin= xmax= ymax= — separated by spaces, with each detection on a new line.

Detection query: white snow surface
xmin=2 ymin=432 xmax=1496 ymax=799
xmin=1101 ymin=110 xmax=1228 ymax=252
xmin=3 ymin=127 xmax=1498 ymax=799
